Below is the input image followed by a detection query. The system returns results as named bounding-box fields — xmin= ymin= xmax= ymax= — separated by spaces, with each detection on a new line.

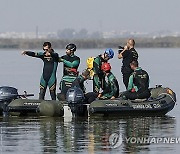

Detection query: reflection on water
xmin=0 ymin=115 xmax=177 ymax=153
xmin=39 ymin=117 xmax=62 ymax=153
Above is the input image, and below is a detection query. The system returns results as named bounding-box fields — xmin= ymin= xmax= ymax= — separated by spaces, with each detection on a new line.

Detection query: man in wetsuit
xmin=22 ymin=42 xmax=59 ymax=100
xmin=58 ymin=43 xmax=80 ymax=99
xmin=98 ymin=63 xmax=119 ymax=100
xmin=93 ymin=48 xmax=114 ymax=94
xmin=71 ymin=69 xmax=98 ymax=104
xmin=122 ymin=60 xmax=151 ymax=100
xmin=118 ymin=39 xmax=138 ymax=89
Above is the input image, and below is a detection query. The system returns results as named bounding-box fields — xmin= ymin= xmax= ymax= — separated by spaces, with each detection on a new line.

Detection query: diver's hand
xmin=123 ymin=45 xmax=128 ymax=51
xmin=45 ymin=52 xmax=50 ymax=56
xmin=59 ymin=58 xmax=64 ymax=62
xmin=98 ymin=93 xmax=102 ymax=98
xmin=110 ymin=96 xmax=115 ymax=100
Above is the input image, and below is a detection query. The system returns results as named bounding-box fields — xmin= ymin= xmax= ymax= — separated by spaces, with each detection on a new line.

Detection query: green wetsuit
xmin=93 ymin=55 xmax=106 ymax=93
xmin=60 ymin=54 xmax=80 ymax=94
xmin=123 ymin=67 xmax=151 ymax=100
xmin=101 ymin=72 xmax=119 ymax=99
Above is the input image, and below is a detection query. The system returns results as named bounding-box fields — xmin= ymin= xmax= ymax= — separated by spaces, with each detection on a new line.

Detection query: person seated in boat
xmin=58 ymin=43 xmax=80 ymax=100
xmin=93 ymin=48 xmax=114 ymax=94
xmin=21 ymin=42 xmax=59 ymax=100
xmin=122 ymin=60 xmax=151 ymax=100
xmin=98 ymin=63 xmax=119 ymax=100
xmin=71 ymin=69 xmax=98 ymax=104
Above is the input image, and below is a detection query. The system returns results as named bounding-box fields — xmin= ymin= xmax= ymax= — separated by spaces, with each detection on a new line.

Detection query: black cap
xmin=66 ymin=43 xmax=76 ymax=51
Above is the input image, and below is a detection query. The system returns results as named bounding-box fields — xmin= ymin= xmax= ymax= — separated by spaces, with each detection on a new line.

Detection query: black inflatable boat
xmin=0 ymin=86 xmax=64 ymax=117
xmin=89 ymin=85 xmax=176 ymax=116
xmin=0 ymin=85 xmax=176 ymax=117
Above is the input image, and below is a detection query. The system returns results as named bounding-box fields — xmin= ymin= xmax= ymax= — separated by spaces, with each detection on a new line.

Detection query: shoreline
xmin=0 ymin=36 xmax=180 ymax=49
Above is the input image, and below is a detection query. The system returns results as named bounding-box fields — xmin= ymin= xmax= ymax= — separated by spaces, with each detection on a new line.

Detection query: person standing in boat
xmin=98 ymin=62 xmax=119 ymax=100
xmin=21 ymin=42 xmax=59 ymax=100
xmin=93 ymin=48 xmax=114 ymax=94
xmin=71 ymin=69 xmax=98 ymax=104
xmin=118 ymin=39 xmax=138 ymax=89
xmin=122 ymin=60 xmax=151 ymax=100
xmin=58 ymin=43 xmax=80 ymax=100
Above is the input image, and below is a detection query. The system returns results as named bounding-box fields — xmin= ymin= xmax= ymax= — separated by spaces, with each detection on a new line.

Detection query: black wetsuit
xmin=121 ymin=48 xmax=138 ymax=89
xmin=25 ymin=51 xmax=59 ymax=100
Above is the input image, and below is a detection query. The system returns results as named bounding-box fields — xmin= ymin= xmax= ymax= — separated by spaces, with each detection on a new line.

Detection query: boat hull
xmin=7 ymin=99 xmax=64 ymax=117
xmin=89 ymin=86 xmax=176 ymax=116
xmin=0 ymin=86 xmax=176 ymax=117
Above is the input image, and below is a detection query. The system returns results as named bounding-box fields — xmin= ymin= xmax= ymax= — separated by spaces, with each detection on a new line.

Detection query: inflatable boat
xmin=0 ymin=85 xmax=176 ymax=117
xmin=0 ymin=86 xmax=64 ymax=117
xmin=89 ymin=85 xmax=176 ymax=116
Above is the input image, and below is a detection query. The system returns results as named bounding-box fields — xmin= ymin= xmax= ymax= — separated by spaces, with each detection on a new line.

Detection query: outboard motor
xmin=0 ymin=86 xmax=19 ymax=116
xmin=66 ymin=86 xmax=87 ymax=116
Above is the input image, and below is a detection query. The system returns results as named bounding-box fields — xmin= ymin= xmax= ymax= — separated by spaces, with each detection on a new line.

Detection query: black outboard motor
xmin=66 ymin=86 xmax=87 ymax=117
xmin=0 ymin=86 xmax=19 ymax=116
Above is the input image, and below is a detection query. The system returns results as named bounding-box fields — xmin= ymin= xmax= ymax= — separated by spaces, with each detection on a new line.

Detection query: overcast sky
xmin=0 ymin=0 xmax=180 ymax=33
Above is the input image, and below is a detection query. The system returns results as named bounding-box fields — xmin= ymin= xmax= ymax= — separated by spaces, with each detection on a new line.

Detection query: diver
xmin=21 ymin=42 xmax=59 ymax=100
xmin=118 ymin=39 xmax=138 ymax=89
xmin=98 ymin=63 xmax=119 ymax=100
xmin=58 ymin=43 xmax=80 ymax=100
xmin=122 ymin=60 xmax=151 ymax=100
xmin=71 ymin=69 xmax=98 ymax=104
xmin=93 ymin=48 xmax=114 ymax=94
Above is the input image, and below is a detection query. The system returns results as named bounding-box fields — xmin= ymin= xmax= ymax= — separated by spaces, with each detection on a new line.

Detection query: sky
xmin=0 ymin=0 xmax=180 ymax=33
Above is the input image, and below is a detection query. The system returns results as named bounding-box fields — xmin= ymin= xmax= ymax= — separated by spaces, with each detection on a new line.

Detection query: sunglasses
xmin=43 ymin=48 xmax=49 ymax=51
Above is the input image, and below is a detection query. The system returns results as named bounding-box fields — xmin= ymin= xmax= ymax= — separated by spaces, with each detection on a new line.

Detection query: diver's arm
xmin=62 ymin=59 xmax=80 ymax=68
xmin=127 ymin=74 xmax=134 ymax=90
xmin=22 ymin=51 xmax=43 ymax=58
xmin=118 ymin=45 xmax=128 ymax=59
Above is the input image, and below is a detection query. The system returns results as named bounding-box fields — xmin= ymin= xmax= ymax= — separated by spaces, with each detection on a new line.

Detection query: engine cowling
xmin=66 ymin=86 xmax=87 ymax=116
xmin=0 ymin=86 xmax=18 ymax=102
xmin=0 ymin=86 xmax=19 ymax=116
xmin=66 ymin=86 xmax=85 ymax=104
